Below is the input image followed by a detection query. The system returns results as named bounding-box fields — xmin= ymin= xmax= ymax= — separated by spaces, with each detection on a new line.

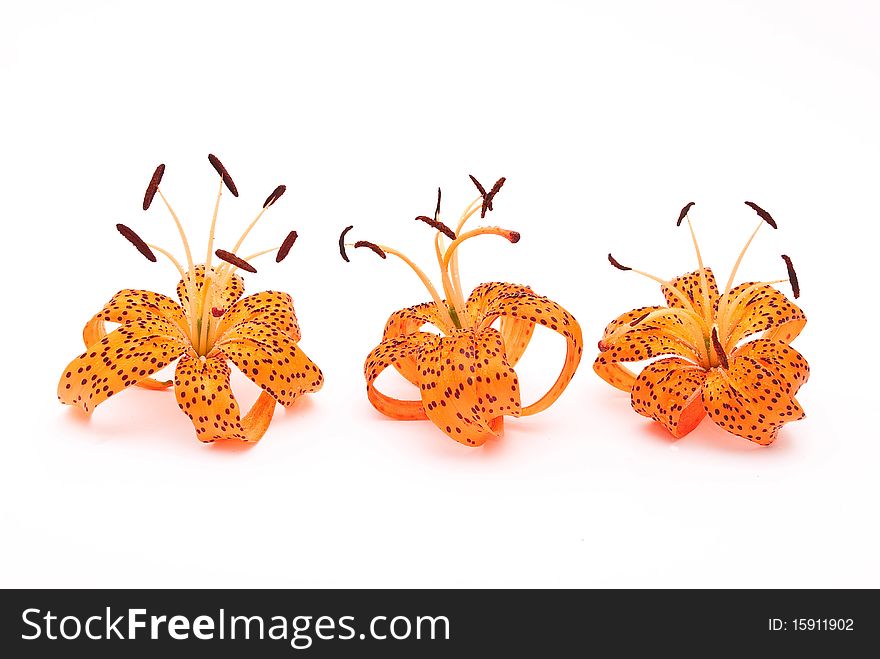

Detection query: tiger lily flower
xmin=594 ymin=201 xmax=808 ymax=445
xmin=58 ymin=155 xmax=323 ymax=443
xmin=342 ymin=176 xmax=583 ymax=447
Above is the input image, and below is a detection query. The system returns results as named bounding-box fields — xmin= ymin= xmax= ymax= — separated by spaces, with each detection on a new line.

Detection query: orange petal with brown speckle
xmin=630 ymin=357 xmax=707 ymax=438
xmin=364 ymin=333 xmax=434 ymax=420
xmin=174 ymin=353 xmax=248 ymax=442
xmin=58 ymin=324 xmax=188 ymax=413
xmin=703 ymin=348 xmax=805 ymax=445
xmin=214 ymin=321 xmax=323 ymax=407
xmin=663 ymin=268 xmax=720 ymax=318
xmin=722 ymin=282 xmax=806 ymax=347
xmin=416 ymin=328 xmax=521 ymax=446
xmin=381 ymin=302 xmax=448 ymax=385
xmin=466 ymin=282 xmax=582 ymax=416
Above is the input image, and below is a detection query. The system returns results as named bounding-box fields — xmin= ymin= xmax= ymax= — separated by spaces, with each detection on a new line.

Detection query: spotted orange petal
xmin=416 ymin=328 xmax=521 ymax=446
xmin=720 ymin=282 xmax=806 ymax=347
xmin=593 ymin=306 xmax=702 ymax=393
xmin=734 ymin=338 xmax=809 ymax=394
xmin=364 ymin=333 xmax=434 ymax=420
xmin=630 ymin=357 xmax=708 ymax=438
xmin=214 ymin=321 xmax=323 ymax=407
xmin=663 ymin=267 xmax=720 ymax=318
xmin=79 ymin=289 xmax=191 ymax=390
xmin=177 ymin=265 xmax=245 ymax=316
xmin=174 ymin=353 xmax=246 ymax=442
xmin=381 ymin=302 xmax=448 ymax=385
xmin=58 ymin=322 xmax=188 ymax=413
xmin=216 ymin=291 xmax=302 ymax=341
xmin=93 ymin=289 xmax=191 ymax=336
xmin=82 ymin=316 xmax=173 ymax=391
xmin=703 ymin=345 xmax=806 ymax=445
xmin=463 ymin=282 xmax=536 ymax=366
xmin=465 ymin=282 xmax=582 ymax=416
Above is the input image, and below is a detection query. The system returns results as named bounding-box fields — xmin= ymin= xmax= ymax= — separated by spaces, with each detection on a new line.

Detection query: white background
xmin=1 ymin=1 xmax=877 ymax=588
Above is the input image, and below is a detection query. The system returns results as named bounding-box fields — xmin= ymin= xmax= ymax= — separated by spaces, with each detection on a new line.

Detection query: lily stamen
xmin=677 ymin=205 xmax=712 ymax=322
xmin=723 ymin=201 xmax=779 ymax=295
xmin=345 ymin=235 xmax=453 ymax=331
xmin=607 ymin=253 xmax=698 ymax=312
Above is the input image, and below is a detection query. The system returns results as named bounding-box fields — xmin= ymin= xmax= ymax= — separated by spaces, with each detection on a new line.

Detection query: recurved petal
xmin=593 ymin=306 xmax=702 ymax=393
xmin=174 ymin=353 xmax=247 ymax=442
xmin=364 ymin=333 xmax=434 ymax=420
xmin=466 ymin=282 xmax=582 ymax=417
xmin=417 ymin=328 xmax=521 ymax=447
xmin=462 ymin=283 xmax=537 ymax=365
xmin=83 ymin=316 xmax=173 ymax=390
xmin=498 ymin=315 xmax=534 ymax=367
xmin=663 ymin=268 xmax=720 ymax=318
xmin=58 ymin=324 xmax=188 ymax=412
xmin=381 ymin=302 xmax=448 ymax=384
xmin=93 ymin=289 xmax=190 ymax=337
xmin=463 ymin=281 xmax=531 ymax=326
xmin=216 ymin=291 xmax=301 ymax=341
xmin=704 ymin=353 xmax=805 ymax=445
xmin=733 ymin=339 xmax=809 ymax=395
xmin=215 ymin=320 xmax=323 ymax=407
xmin=630 ymin=357 xmax=708 ymax=438
xmin=720 ymin=282 xmax=806 ymax=347
xmin=177 ymin=265 xmax=245 ymax=315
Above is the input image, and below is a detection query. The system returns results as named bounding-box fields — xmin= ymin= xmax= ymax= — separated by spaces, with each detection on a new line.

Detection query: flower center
xmin=116 ymin=155 xmax=298 ymax=356
xmin=607 ymin=201 xmax=800 ymax=368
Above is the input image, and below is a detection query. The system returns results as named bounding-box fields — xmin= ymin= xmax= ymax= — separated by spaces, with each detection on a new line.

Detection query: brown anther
xmin=676 ymin=201 xmax=695 ymax=227
xmin=630 ymin=311 xmax=650 ymax=327
xmin=143 ymin=164 xmax=165 ymax=211
xmin=469 ymin=174 xmax=506 ymax=218
xmin=276 ymin=230 xmax=298 ymax=262
xmin=415 ymin=215 xmax=456 ymax=240
xmin=116 ymin=223 xmax=157 ymax=262
xmin=215 ymin=249 xmax=256 ymax=273
xmin=355 ymin=240 xmax=387 ymax=259
xmin=744 ymin=201 xmax=777 ymax=229
xmin=607 ymin=253 xmax=631 ymax=271
xmin=263 ymin=184 xmax=286 ymax=208
xmin=711 ymin=327 xmax=729 ymax=369
xmin=339 ymin=225 xmax=354 ymax=262
xmin=434 ymin=187 xmax=441 ymax=221
xmin=208 ymin=154 xmax=239 ymax=197
xmin=507 ymin=230 xmax=521 ymax=243
xmin=211 ymin=307 xmax=226 ymax=318
xmin=781 ymin=254 xmax=800 ymax=299
xmin=487 ymin=177 xmax=506 ymax=210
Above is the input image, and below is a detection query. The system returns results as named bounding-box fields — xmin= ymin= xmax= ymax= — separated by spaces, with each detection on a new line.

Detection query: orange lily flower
xmin=58 ymin=155 xmax=323 ymax=443
xmin=343 ymin=176 xmax=583 ymax=447
xmin=595 ymin=201 xmax=808 ymax=445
